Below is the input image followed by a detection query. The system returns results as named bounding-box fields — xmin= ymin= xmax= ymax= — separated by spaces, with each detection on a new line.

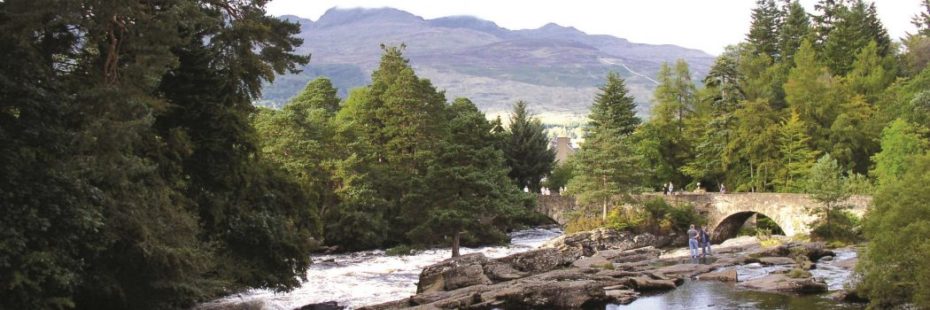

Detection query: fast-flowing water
xmin=205 ymin=227 xmax=564 ymax=310
xmin=614 ymin=248 xmax=863 ymax=310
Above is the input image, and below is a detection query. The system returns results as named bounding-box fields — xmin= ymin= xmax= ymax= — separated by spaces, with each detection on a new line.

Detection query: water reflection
xmin=611 ymin=281 xmax=864 ymax=310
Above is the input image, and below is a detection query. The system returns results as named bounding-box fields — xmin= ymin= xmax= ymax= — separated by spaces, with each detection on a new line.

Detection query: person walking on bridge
xmin=687 ymin=224 xmax=699 ymax=258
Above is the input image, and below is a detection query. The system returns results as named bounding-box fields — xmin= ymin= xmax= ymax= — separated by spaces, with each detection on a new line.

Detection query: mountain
xmin=261 ymin=8 xmax=716 ymax=121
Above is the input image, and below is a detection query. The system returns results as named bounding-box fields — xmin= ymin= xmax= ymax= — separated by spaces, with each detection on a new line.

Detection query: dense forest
xmin=558 ymin=0 xmax=930 ymax=307
xmin=3 ymin=0 xmax=930 ymax=309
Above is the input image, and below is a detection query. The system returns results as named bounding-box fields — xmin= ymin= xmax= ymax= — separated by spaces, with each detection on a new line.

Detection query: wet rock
xmin=599 ymin=246 xmax=661 ymax=264
xmin=711 ymin=255 xmax=753 ymax=268
xmin=542 ymin=228 xmax=656 ymax=256
xmin=417 ymin=253 xmax=492 ymax=293
xmin=572 ymin=255 xmax=612 ymax=269
xmin=758 ymin=256 xmax=796 ymax=266
xmin=603 ymin=285 xmax=639 ymax=305
xmin=497 ymin=248 xmax=577 ymax=275
xmin=296 ymin=301 xmax=346 ymax=310
xmin=739 ymin=274 xmax=828 ymax=294
xmin=626 ymin=276 xmax=677 ymax=291
xmin=833 ymin=258 xmax=857 ymax=270
xmin=482 ymin=260 xmax=527 ymax=282
xmin=830 ymin=289 xmax=869 ymax=303
xmin=654 ymin=263 xmax=715 ymax=278
xmin=697 ymin=269 xmax=738 ymax=282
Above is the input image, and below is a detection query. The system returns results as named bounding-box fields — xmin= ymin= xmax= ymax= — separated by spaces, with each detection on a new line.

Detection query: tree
xmin=747 ymin=0 xmax=781 ymax=59
xmin=503 ymin=100 xmax=556 ymax=192
xmin=805 ymin=154 xmax=850 ymax=239
xmin=778 ymin=1 xmax=812 ymax=65
xmin=912 ymin=0 xmax=930 ymax=36
xmin=640 ymin=60 xmax=696 ymax=188
xmin=859 ymin=152 xmax=930 ymax=308
xmin=568 ymin=74 xmax=642 ymax=219
xmin=729 ymin=99 xmax=781 ymax=192
xmin=589 ymin=72 xmax=641 ymax=136
xmin=820 ymin=0 xmax=892 ymax=75
xmin=413 ymin=98 xmax=521 ymax=257
xmin=784 ymin=39 xmax=846 ymax=153
xmin=870 ymin=119 xmax=930 ymax=186
xmin=776 ymin=110 xmax=819 ymax=192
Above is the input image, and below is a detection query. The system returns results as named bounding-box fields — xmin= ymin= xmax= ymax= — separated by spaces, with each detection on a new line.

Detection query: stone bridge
xmin=536 ymin=193 xmax=871 ymax=242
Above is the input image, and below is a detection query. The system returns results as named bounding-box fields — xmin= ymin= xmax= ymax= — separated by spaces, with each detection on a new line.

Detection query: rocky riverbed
xmin=361 ymin=228 xmax=863 ymax=309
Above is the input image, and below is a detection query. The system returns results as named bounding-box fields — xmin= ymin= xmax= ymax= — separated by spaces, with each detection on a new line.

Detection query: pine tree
xmin=413 ymin=98 xmax=521 ymax=257
xmin=845 ymin=41 xmax=897 ymax=103
xmin=777 ymin=110 xmax=819 ymax=192
xmin=503 ymin=100 xmax=556 ymax=192
xmin=821 ymin=0 xmax=891 ymax=75
xmin=589 ymin=72 xmax=641 ymax=136
xmin=747 ymin=0 xmax=782 ymax=59
xmin=806 ymin=154 xmax=850 ymax=239
xmin=567 ymin=74 xmax=642 ymax=219
xmin=784 ymin=39 xmax=845 ymax=153
xmin=778 ymin=0 xmax=812 ymax=65
xmin=730 ymin=99 xmax=781 ymax=192
xmin=641 ymin=60 xmax=696 ymax=188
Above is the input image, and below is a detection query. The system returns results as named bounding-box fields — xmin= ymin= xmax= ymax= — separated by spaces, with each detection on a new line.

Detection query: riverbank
xmin=198 ymin=227 xmax=564 ymax=310
xmin=362 ymin=228 xmax=864 ymax=309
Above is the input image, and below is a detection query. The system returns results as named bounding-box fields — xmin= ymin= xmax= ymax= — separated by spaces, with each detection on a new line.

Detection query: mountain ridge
xmin=262 ymin=7 xmax=716 ymax=120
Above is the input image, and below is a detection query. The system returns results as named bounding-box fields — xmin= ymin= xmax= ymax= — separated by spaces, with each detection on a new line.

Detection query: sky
xmin=266 ymin=0 xmax=923 ymax=55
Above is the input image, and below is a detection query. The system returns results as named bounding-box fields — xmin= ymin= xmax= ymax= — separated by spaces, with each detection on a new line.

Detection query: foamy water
xmin=204 ymin=227 xmax=562 ymax=309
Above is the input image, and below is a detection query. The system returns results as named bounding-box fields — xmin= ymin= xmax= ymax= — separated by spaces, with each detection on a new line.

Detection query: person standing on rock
xmin=688 ymin=224 xmax=699 ymax=258
xmin=699 ymin=226 xmax=712 ymax=257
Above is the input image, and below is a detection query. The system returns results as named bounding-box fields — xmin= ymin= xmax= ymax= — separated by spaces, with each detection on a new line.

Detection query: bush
xmin=565 ymin=215 xmax=605 ymax=234
xmin=810 ymin=210 xmax=862 ymax=243
xmin=386 ymin=245 xmax=416 ymax=256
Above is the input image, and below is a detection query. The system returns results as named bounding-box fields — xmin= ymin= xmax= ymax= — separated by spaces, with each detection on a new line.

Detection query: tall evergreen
xmin=821 ymin=0 xmax=891 ymax=75
xmin=413 ymin=98 xmax=521 ymax=257
xmin=589 ymin=72 xmax=641 ymax=136
xmin=568 ymin=74 xmax=642 ymax=219
xmin=784 ymin=40 xmax=845 ymax=153
xmin=747 ymin=0 xmax=782 ymax=59
xmin=776 ymin=110 xmax=819 ymax=192
xmin=778 ymin=1 xmax=812 ymax=65
xmin=639 ymin=60 xmax=696 ymax=188
xmin=503 ymin=101 xmax=556 ymax=192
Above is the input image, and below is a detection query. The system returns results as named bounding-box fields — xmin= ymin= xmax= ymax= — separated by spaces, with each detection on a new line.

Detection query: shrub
xmin=810 ymin=210 xmax=862 ymax=243
xmin=386 ymin=245 xmax=415 ymax=256
xmin=787 ymin=268 xmax=812 ymax=279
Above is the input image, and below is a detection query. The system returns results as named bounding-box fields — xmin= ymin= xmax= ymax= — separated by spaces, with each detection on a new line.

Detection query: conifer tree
xmin=870 ymin=119 xmax=930 ymax=186
xmin=777 ymin=111 xmax=819 ymax=192
xmin=640 ymin=61 xmax=696 ymax=188
xmin=413 ymin=98 xmax=520 ymax=257
xmin=778 ymin=0 xmax=812 ymax=65
xmin=747 ymin=0 xmax=782 ymax=59
xmin=784 ymin=40 xmax=845 ymax=152
xmin=806 ymin=154 xmax=850 ymax=238
xmin=568 ymin=74 xmax=642 ymax=219
xmin=821 ymin=0 xmax=891 ymax=75
xmin=503 ymin=101 xmax=556 ymax=192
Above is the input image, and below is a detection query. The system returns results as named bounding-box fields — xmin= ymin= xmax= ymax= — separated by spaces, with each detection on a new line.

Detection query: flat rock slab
xmin=758 ymin=256 xmax=796 ymax=266
xmin=627 ymin=276 xmax=677 ymax=291
xmin=739 ymin=274 xmax=827 ymax=294
xmin=697 ymin=269 xmax=737 ymax=282
xmin=654 ymin=263 xmax=715 ymax=278
xmin=573 ymin=255 xmax=611 ymax=268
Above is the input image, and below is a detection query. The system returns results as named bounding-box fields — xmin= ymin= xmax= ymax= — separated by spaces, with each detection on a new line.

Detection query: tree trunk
xmin=451 ymin=231 xmax=461 ymax=258
xmin=602 ymin=199 xmax=608 ymax=220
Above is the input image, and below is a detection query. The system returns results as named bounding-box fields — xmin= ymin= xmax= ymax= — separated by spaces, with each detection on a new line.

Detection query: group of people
xmin=663 ymin=182 xmax=727 ymax=195
xmin=687 ymin=224 xmax=712 ymax=258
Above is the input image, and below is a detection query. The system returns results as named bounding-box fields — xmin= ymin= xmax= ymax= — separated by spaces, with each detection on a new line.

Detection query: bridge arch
xmin=710 ymin=211 xmax=786 ymax=243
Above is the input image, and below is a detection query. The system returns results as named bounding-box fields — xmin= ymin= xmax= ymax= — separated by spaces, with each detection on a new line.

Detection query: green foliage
xmin=0 ymin=0 xmax=317 ymax=308
xmin=385 ymin=245 xmax=416 ymax=256
xmin=776 ymin=110 xmax=819 ymax=192
xmin=544 ymin=158 xmax=575 ymax=194
xmin=638 ymin=61 xmax=696 ymax=188
xmin=503 ymin=101 xmax=556 ymax=192
xmin=859 ymin=152 xmax=930 ymax=308
xmin=810 ymin=210 xmax=862 ymax=243
xmin=568 ymin=73 xmax=643 ymax=219
xmin=871 ymin=119 xmax=930 ymax=187
xmin=805 ymin=154 xmax=851 ymax=241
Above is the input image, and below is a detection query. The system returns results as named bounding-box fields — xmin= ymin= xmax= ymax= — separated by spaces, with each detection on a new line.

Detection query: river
xmin=206 ymin=229 xmax=862 ymax=310
xmin=205 ymin=227 xmax=564 ymax=309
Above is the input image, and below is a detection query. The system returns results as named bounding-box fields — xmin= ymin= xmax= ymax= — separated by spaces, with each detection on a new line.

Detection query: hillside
xmin=260 ymin=7 xmax=716 ymax=119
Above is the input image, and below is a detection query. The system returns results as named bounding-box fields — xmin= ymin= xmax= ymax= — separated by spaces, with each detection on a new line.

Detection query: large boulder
xmin=626 ymin=276 xmax=677 ymax=291
xmin=417 ymin=253 xmax=492 ymax=293
xmin=739 ymin=274 xmax=828 ymax=294
xmin=496 ymin=248 xmax=577 ymax=275
xmin=542 ymin=228 xmax=656 ymax=256
xmin=598 ymin=246 xmax=661 ymax=264
xmin=482 ymin=260 xmax=527 ymax=282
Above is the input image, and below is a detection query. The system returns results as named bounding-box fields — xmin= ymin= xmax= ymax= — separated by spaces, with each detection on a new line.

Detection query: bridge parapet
xmin=535 ymin=192 xmax=872 ymax=242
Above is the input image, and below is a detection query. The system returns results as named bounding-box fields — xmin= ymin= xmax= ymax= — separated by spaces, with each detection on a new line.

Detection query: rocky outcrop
xmin=697 ymin=269 xmax=738 ymax=282
xmin=296 ymin=301 xmax=346 ymax=310
xmin=417 ymin=253 xmax=493 ymax=293
xmin=739 ymin=274 xmax=828 ymax=293
xmin=757 ymin=256 xmax=797 ymax=266
xmin=542 ymin=228 xmax=656 ymax=256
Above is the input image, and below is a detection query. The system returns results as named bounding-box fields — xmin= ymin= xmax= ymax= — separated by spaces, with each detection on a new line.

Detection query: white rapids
xmin=204 ymin=227 xmax=563 ymax=310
